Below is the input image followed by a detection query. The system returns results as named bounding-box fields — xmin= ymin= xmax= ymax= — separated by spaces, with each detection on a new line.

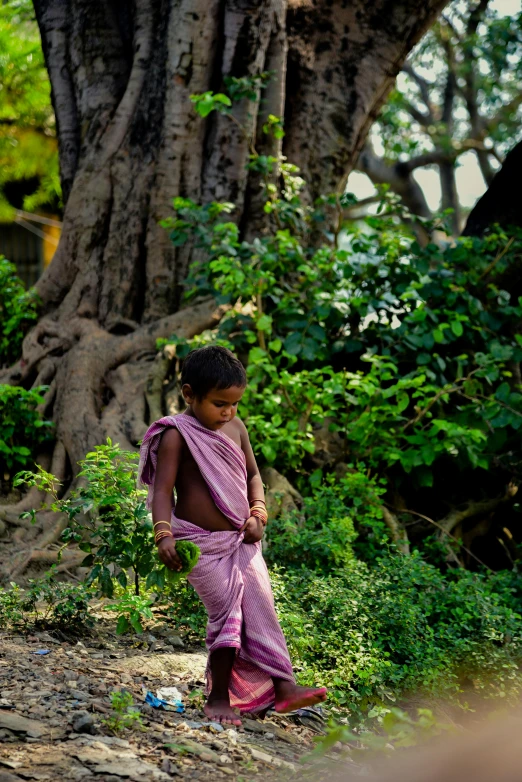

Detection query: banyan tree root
xmin=7 ymin=548 xmax=86 ymax=581
xmin=261 ymin=467 xmax=303 ymax=520
xmin=0 ymin=299 xmax=227 ymax=574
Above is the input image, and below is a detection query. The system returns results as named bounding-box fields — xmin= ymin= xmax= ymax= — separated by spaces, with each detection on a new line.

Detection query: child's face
xmin=182 ymin=384 xmax=245 ymax=431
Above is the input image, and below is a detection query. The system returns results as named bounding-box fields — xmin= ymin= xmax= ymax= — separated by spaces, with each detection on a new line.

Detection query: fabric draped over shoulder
xmin=138 ymin=414 xmax=250 ymax=527
xmin=138 ymin=414 xmax=295 ymax=714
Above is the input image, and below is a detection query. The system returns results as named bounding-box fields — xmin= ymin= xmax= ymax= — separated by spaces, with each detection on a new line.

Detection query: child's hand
xmin=157 ymin=537 xmax=183 ymax=571
xmin=239 ymin=516 xmax=265 ymax=544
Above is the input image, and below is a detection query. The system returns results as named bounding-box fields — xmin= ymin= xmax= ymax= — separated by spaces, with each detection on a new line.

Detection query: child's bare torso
xmin=174 ymin=420 xmax=241 ymax=532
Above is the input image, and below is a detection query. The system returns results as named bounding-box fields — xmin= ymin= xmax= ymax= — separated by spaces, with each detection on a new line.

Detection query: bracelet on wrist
xmin=155 ymin=530 xmax=174 ymax=544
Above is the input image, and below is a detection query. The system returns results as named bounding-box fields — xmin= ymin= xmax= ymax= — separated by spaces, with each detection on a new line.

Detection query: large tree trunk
xmin=464 ymin=140 xmax=522 ymax=237
xmin=0 ymin=0 xmax=448 ymax=558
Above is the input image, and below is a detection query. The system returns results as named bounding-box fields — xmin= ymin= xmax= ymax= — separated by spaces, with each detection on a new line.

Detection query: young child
xmin=138 ymin=345 xmax=327 ymax=725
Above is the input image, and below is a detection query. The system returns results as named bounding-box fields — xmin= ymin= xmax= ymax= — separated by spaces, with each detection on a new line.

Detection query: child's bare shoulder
xmin=158 ymin=426 xmax=184 ymax=454
xmin=230 ymin=416 xmax=250 ymax=442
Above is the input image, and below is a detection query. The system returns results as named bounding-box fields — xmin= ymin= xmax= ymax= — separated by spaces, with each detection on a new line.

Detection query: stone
xmin=0 ymin=771 xmax=23 ymax=782
xmin=92 ymin=760 xmax=170 ymax=780
xmin=72 ymin=713 xmax=96 ymax=735
xmin=68 ymin=689 xmax=91 ymax=702
xmin=249 ymin=747 xmax=273 ymax=764
xmin=164 ymin=739 xmax=223 ymax=764
xmin=165 ymin=634 xmax=184 ymax=648
xmin=0 ymin=711 xmax=48 ymax=738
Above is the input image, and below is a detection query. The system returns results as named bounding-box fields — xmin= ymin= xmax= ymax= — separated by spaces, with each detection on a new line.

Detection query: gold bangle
xmin=155 ymin=531 xmax=174 ymax=543
xmin=153 ymin=520 xmax=171 ymax=527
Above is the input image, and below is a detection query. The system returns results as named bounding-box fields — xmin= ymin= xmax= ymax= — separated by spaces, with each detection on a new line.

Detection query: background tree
xmin=0 ymin=0 xmax=60 ymax=218
xmin=0 ymin=0 xmax=448 ymax=487
xmin=356 ymin=0 xmax=522 ymax=234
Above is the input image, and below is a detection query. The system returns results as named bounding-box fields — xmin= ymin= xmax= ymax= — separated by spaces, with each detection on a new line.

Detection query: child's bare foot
xmin=274 ymin=683 xmax=327 ymax=713
xmin=204 ymin=697 xmax=242 ymax=726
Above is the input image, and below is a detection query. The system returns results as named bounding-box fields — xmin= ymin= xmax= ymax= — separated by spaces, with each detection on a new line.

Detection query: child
xmin=138 ymin=345 xmax=327 ymax=725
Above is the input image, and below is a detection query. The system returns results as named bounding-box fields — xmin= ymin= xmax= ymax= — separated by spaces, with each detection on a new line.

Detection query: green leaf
xmin=451 ymin=320 xmax=464 ymax=337
xmin=396 ymin=391 xmax=409 ymax=413
xmin=261 ymin=443 xmax=276 ymax=462
xmin=115 ymin=616 xmax=129 ymax=635
xmin=256 ymin=314 xmax=272 ymax=332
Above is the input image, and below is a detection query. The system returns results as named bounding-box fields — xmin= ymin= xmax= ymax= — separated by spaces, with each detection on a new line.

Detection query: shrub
xmin=265 ymin=483 xmax=357 ymax=572
xmin=0 ymin=568 xmax=93 ymax=631
xmin=271 ymin=554 xmax=522 ymax=716
xmin=15 ymin=441 xmax=201 ymax=635
xmin=0 ymin=256 xmax=39 ymax=367
xmin=0 ymin=384 xmax=53 ymax=480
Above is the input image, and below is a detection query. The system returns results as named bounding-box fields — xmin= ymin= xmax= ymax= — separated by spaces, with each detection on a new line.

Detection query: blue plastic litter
xmin=31 ymin=649 xmax=51 ymax=655
xmin=145 ymin=690 xmax=184 ymax=713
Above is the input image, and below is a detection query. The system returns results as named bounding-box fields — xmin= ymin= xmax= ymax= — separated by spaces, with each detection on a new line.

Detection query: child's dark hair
xmin=181 ymin=345 xmax=246 ymax=398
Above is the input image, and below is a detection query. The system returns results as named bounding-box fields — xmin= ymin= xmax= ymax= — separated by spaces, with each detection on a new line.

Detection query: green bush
xmin=0 ymin=384 xmax=53 ymax=479
xmin=0 ymin=568 xmax=93 ymax=631
xmin=265 ymin=483 xmax=357 ymax=572
xmin=0 ymin=256 xmax=39 ymax=367
xmin=15 ymin=441 xmax=201 ymax=633
xmin=272 ymin=555 xmax=522 ymax=716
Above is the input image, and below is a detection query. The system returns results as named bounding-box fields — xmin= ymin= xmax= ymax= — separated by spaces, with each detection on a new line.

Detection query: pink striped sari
xmin=138 ymin=414 xmax=295 ymax=713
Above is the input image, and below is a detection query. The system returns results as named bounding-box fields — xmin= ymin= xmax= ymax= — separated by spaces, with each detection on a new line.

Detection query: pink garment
xmin=138 ymin=414 xmax=295 ymax=713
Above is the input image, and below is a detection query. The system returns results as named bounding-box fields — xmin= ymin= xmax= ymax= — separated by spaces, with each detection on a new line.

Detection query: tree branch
xmin=33 ymin=0 xmax=79 ymax=203
xmin=438 ymin=484 xmax=518 ymax=534
xmin=381 ymin=506 xmax=410 ymax=555
xmin=100 ymin=0 xmax=155 ymax=164
xmin=402 ymin=62 xmax=435 ymax=122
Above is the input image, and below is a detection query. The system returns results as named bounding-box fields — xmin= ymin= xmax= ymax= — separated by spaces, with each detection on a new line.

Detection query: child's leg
xmin=272 ymin=677 xmax=328 ymax=713
xmin=204 ymin=647 xmax=242 ymax=726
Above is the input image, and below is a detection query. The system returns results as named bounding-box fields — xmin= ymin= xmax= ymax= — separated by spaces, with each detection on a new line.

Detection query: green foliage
xmin=374 ymin=1 xmax=522 ymax=218
xmin=272 ymin=555 xmax=522 ymax=716
xmin=0 ymin=256 xmax=40 ymax=367
xmin=165 ymin=157 xmax=522 ymax=517
xmin=311 ymin=706 xmax=451 ymax=758
xmin=265 ymin=483 xmax=357 ymax=572
xmin=15 ymin=442 xmax=199 ymax=596
xmin=106 ymin=593 xmax=154 ymax=635
xmin=162 ymin=578 xmax=208 ymax=640
xmin=0 ymin=568 xmax=93 ymax=631
xmin=0 ymin=384 xmax=53 ymax=478
xmin=0 ymin=0 xmax=60 ymax=218
xmin=102 ymin=691 xmax=145 ymax=734
xmin=15 ymin=441 xmax=201 ymax=633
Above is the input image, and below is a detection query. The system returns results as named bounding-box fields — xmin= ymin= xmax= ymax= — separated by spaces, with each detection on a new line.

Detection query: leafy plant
xmin=0 ymin=568 xmax=93 ymax=631
xmin=102 ymin=690 xmax=145 ymax=734
xmin=15 ymin=441 xmax=201 ymax=633
xmin=0 ymin=384 xmax=53 ymax=480
xmin=105 ymin=593 xmax=154 ymax=635
xmin=265 ymin=483 xmax=358 ymax=572
xmin=16 ymin=441 xmax=152 ymax=598
xmin=271 ymin=555 xmax=522 ymax=716
xmin=160 ymin=84 xmax=522 ymax=565
xmin=311 ymin=706 xmax=452 ymax=759
xmin=0 ymin=257 xmax=40 ymax=367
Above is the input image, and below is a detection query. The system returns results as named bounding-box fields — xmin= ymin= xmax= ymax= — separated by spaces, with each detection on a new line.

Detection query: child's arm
xmin=152 ymin=428 xmax=183 ymax=571
xmin=237 ymin=419 xmax=266 ymax=543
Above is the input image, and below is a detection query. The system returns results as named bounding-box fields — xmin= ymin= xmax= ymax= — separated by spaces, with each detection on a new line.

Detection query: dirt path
xmin=0 ymin=621 xmax=340 ymax=781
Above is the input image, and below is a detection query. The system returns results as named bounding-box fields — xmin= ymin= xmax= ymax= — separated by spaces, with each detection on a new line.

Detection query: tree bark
xmin=1 ymin=0 xmax=449 ymax=537
xmin=463 ymin=140 xmax=522 ymax=236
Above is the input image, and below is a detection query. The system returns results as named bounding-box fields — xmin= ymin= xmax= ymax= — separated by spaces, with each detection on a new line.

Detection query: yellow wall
xmin=42 ymin=218 xmax=61 ymax=267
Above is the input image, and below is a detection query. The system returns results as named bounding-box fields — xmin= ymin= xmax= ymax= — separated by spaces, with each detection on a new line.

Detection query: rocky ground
xmin=0 ymin=618 xmax=352 ymax=782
